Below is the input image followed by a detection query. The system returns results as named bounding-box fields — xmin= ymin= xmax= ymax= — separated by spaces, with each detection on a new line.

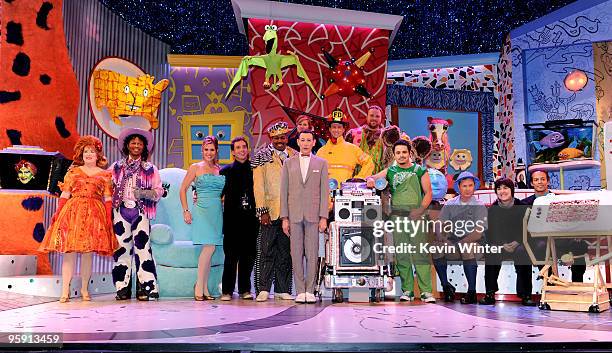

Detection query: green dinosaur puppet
xmin=225 ymin=24 xmax=319 ymax=99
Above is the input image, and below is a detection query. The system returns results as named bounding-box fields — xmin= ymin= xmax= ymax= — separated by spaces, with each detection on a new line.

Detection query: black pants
xmin=571 ymin=264 xmax=586 ymax=282
xmin=484 ymin=264 xmax=533 ymax=298
xmin=222 ymin=216 xmax=258 ymax=295
xmin=255 ymin=219 xmax=292 ymax=294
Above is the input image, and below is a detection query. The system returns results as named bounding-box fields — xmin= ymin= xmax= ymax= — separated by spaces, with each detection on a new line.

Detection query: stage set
xmin=1 ymin=0 xmax=612 ymax=352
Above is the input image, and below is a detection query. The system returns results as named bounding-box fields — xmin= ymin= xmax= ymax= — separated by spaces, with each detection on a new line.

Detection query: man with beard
xmin=252 ymin=122 xmax=297 ymax=302
xmin=111 ymin=128 xmax=164 ymax=301
xmin=346 ymin=105 xmax=385 ymax=174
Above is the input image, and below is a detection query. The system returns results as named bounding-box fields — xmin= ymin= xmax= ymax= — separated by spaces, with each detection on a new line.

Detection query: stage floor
xmin=1 ymin=293 xmax=611 ymax=351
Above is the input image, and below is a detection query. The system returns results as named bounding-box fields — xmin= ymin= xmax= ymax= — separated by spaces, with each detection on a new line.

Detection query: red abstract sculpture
xmin=321 ymin=48 xmax=374 ymax=99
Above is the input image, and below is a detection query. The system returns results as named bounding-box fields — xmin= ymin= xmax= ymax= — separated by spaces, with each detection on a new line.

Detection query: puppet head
xmin=449 ymin=149 xmax=473 ymax=171
xmin=15 ymin=160 xmax=37 ymax=184
xmin=92 ymin=70 xmax=169 ymax=129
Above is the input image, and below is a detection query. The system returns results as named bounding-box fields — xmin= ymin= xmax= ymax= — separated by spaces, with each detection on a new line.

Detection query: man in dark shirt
xmin=220 ymin=136 xmax=259 ymax=300
xmin=480 ymin=178 xmax=535 ymax=306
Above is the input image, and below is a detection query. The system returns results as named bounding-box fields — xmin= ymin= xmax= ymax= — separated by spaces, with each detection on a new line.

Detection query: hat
xmin=453 ymin=171 xmax=480 ymax=191
xmin=267 ymin=121 xmax=290 ymax=137
xmin=118 ymin=127 xmax=154 ymax=153
xmin=327 ymin=108 xmax=348 ymax=126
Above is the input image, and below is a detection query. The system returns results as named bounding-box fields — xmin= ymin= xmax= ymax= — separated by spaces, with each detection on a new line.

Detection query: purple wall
xmin=166 ymin=67 xmax=252 ymax=168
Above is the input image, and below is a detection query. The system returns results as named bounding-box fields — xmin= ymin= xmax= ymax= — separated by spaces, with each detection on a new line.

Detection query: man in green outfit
xmin=367 ymin=139 xmax=434 ymax=302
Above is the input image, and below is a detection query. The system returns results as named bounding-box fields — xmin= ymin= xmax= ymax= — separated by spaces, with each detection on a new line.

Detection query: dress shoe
xmin=460 ymin=290 xmax=477 ymax=304
xmin=295 ymin=293 xmax=306 ymax=303
xmin=306 ymin=292 xmax=317 ymax=303
xmin=479 ymin=292 xmax=496 ymax=305
xmin=256 ymin=291 xmax=269 ymax=302
xmin=521 ymin=296 xmax=537 ymax=306
xmin=240 ymin=292 xmax=253 ymax=300
xmin=443 ymin=284 xmax=456 ymax=302
xmin=275 ymin=292 xmax=295 ymax=300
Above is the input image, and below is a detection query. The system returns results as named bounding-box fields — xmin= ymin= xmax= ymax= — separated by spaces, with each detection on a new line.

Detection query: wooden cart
xmin=523 ymin=192 xmax=612 ymax=313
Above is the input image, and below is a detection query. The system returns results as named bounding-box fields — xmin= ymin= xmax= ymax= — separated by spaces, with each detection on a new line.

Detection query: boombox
xmin=334 ymin=195 xmax=381 ymax=223
xmin=326 ymin=222 xmax=383 ymax=271
xmin=333 ymin=181 xmax=382 ymax=224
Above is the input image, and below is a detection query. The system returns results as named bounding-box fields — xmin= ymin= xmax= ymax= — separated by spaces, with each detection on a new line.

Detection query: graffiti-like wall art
xmin=167 ymin=67 xmax=252 ymax=168
xmin=243 ymin=19 xmax=390 ymax=148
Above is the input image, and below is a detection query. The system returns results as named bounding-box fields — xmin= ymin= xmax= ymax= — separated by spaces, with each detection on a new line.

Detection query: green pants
xmin=391 ymin=214 xmax=432 ymax=293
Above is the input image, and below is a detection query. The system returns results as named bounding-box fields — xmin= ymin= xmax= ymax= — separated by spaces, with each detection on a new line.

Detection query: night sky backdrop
xmin=100 ymin=0 xmax=575 ymax=59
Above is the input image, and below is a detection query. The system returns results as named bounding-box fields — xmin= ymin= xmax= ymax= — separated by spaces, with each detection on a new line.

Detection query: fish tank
xmin=524 ymin=119 xmax=596 ymax=165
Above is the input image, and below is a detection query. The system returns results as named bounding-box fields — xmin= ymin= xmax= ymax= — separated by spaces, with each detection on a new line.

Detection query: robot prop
xmin=321 ymin=178 xmax=392 ymax=303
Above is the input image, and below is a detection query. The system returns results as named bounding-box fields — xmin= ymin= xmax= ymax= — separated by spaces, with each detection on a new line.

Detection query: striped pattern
xmin=62 ymin=0 xmax=170 ymax=167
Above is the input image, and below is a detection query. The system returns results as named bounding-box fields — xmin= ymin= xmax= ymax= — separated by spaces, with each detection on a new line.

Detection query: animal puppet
xmin=92 ymin=70 xmax=169 ymax=129
xmin=529 ymin=131 xmax=565 ymax=152
xmin=411 ymin=136 xmax=433 ymax=166
xmin=225 ymin=24 xmax=317 ymax=98
xmin=380 ymin=125 xmax=401 ymax=168
xmin=557 ymin=147 xmax=584 ymax=160
xmin=427 ymin=117 xmax=453 ymax=173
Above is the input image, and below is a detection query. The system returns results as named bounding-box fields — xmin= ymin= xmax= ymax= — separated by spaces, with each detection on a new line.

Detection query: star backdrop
xmin=99 ymin=0 xmax=575 ymax=59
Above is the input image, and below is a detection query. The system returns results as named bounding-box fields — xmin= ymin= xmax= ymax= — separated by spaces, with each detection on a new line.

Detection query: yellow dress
xmin=39 ymin=167 xmax=117 ymax=256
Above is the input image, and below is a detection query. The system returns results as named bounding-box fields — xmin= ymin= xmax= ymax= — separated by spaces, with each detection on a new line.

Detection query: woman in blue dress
xmin=180 ymin=136 xmax=225 ymax=300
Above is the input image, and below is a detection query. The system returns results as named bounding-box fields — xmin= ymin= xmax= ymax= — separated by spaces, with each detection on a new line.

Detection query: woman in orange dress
xmin=39 ymin=136 xmax=117 ymax=302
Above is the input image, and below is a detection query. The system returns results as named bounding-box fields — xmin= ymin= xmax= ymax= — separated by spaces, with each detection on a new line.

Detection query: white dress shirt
xmin=299 ymin=153 xmax=311 ymax=183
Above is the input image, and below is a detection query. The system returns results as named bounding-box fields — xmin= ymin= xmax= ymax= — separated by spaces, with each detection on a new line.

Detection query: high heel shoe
xmin=194 ymin=285 xmax=204 ymax=301
xmin=81 ymin=291 xmax=91 ymax=301
xmin=59 ymin=296 xmax=70 ymax=303
xmin=203 ymin=294 xmax=215 ymax=300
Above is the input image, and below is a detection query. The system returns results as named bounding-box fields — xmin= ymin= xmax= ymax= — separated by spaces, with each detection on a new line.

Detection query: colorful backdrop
xmin=242 ymin=18 xmax=390 ymax=148
xmin=167 ymin=67 xmax=252 ymax=168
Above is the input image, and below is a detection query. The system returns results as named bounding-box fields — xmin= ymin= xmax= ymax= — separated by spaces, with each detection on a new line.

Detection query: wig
xmin=72 ymin=135 xmax=108 ymax=168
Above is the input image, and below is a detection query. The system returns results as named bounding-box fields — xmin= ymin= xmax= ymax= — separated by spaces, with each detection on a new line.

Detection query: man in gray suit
xmin=280 ymin=129 xmax=329 ymax=303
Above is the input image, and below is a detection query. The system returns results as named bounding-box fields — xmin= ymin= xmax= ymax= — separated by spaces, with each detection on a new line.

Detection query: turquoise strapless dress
xmin=191 ymin=174 xmax=225 ymax=245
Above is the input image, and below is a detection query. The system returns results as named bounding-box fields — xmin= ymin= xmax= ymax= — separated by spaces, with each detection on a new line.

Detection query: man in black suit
xmin=220 ymin=136 xmax=259 ymax=300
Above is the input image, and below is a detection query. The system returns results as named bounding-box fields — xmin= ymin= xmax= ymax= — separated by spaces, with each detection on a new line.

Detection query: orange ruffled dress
xmin=39 ymin=168 xmax=118 ymax=256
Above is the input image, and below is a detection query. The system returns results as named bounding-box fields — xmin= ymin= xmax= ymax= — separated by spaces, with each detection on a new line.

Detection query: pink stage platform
xmin=1 ymin=291 xmax=610 ymax=352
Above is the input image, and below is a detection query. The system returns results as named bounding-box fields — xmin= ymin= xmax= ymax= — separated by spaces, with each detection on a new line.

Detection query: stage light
xmin=564 ymin=70 xmax=588 ymax=92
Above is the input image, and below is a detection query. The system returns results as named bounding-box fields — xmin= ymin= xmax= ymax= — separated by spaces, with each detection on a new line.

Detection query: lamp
xmin=564 ymin=70 xmax=588 ymax=92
